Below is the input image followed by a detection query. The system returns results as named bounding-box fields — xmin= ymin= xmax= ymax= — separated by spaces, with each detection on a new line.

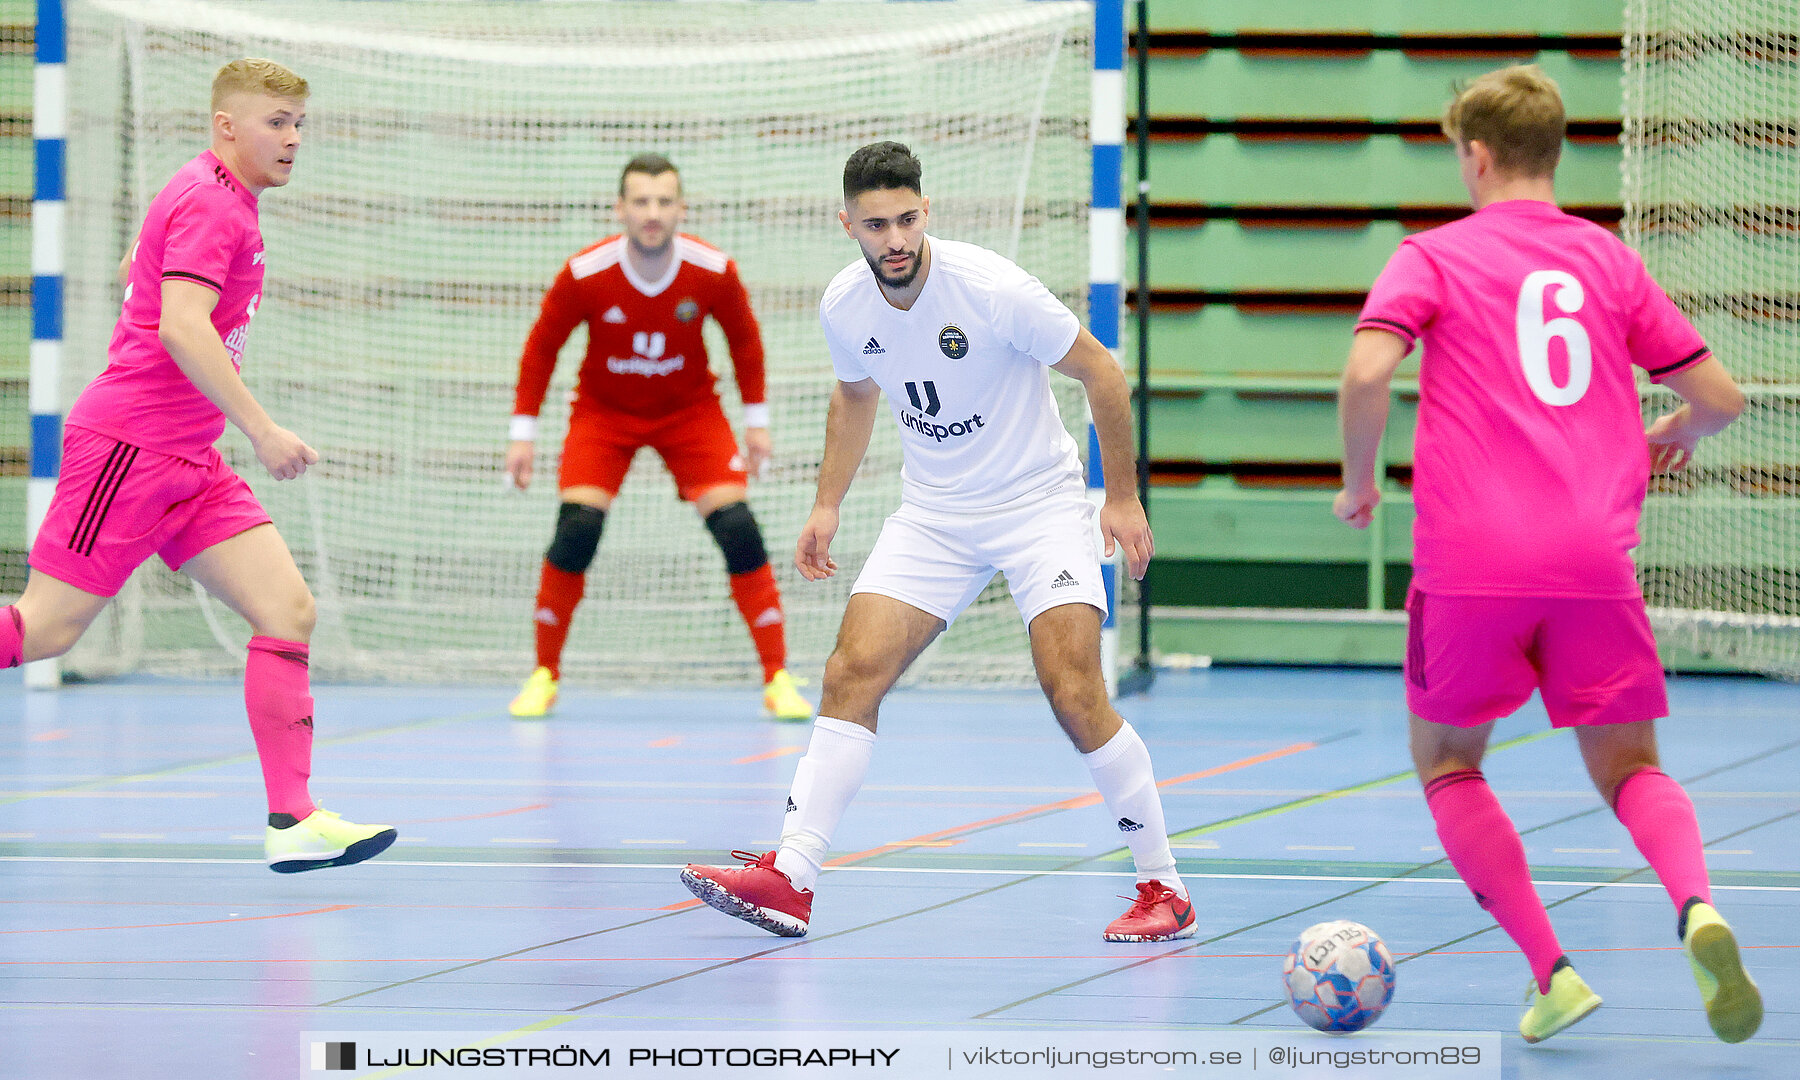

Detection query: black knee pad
xmin=545 ymin=502 xmax=606 ymax=573
xmin=704 ymin=501 xmax=768 ymax=575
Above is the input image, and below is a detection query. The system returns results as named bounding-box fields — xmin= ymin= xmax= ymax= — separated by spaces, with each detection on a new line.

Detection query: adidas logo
xmin=785 ymin=797 xmax=797 ymax=813
xmin=603 ymin=305 xmax=627 ymax=324
xmin=1117 ymin=817 xmax=1144 ymax=832
xmin=753 ymin=606 xmax=784 ymax=628
xmin=1051 ymin=569 xmax=1078 ymax=588
xmin=862 ymin=337 xmax=885 ymax=355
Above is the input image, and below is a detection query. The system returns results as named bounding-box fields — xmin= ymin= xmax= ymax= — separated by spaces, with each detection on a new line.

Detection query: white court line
xmin=2 ymin=855 xmax=1796 ymax=892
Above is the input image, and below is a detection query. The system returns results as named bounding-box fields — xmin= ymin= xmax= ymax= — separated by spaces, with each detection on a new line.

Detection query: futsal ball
xmin=1283 ymin=920 xmax=1396 ymax=1033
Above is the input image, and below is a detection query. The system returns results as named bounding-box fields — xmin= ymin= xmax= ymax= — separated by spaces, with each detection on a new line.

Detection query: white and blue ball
xmin=1283 ymin=920 xmax=1396 ymax=1033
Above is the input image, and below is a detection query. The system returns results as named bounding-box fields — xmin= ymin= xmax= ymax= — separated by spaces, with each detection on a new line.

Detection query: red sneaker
xmin=1103 ymin=881 xmax=1197 ymax=942
xmin=680 ymin=850 xmax=813 ymax=937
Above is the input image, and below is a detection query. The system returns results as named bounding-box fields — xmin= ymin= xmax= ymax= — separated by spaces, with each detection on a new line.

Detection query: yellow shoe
xmin=1520 ymin=963 xmax=1602 ymax=1044
xmin=1684 ymin=901 xmax=1762 ymax=1043
xmin=509 ymin=666 xmax=558 ymax=718
xmin=265 ymin=808 xmax=397 ymax=873
xmin=763 ymin=669 xmax=813 ymax=722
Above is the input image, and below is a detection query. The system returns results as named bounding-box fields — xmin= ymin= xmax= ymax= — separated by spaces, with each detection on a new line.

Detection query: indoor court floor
xmin=2 ymin=665 xmax=1795 ymax=1078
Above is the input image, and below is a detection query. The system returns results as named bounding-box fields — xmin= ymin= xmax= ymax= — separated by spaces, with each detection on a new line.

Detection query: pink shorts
xmin=1404 ymin=587 xmax=1669 ymax=729
xmin=29 ymin=426 xmax=271 ymax=597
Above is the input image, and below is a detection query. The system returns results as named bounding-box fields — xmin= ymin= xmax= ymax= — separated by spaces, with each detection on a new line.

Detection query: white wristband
xmin=509 ymin=415 xmax=538 ymax=442
xmin=741 ymin=403 xmax=770 ymax=429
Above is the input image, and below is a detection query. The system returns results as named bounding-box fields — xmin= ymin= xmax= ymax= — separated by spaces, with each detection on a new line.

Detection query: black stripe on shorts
xmin=68 ymin=440 xmax=140 ymax=557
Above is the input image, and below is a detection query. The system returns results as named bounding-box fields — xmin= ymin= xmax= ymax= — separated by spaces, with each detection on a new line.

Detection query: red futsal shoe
xmin=681 ymin=850 xmax=813 ymax=937
xmin=1103 ymin=881 xmax=1197 ymax=942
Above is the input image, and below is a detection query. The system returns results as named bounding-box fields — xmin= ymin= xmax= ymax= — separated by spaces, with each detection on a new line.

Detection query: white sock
xmin=1082 ymin=721 xmax=1185 ymax=898
xmin=773 ymin=715 xmax=876 ymax=891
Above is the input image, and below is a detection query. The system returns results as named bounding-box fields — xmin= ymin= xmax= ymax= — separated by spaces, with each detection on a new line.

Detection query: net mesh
xmin=1622 ymin=0 xmax=1800 ymax=677
xmin=59 ymin=0 xmax=1096 ymax=685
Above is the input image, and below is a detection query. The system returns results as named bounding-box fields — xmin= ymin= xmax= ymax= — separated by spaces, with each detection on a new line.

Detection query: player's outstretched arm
xmin=1647 ymin=356 xmax=1746 ymax=473
xmin=796 ymin=378 xmax=880 ymax=581
xmin=1051 ymin=327 xmax=1153 ymax=580
xmin=1335 ymin=328 xmax=1410 ymax=529
xmin=159 ymin=278 xmax=317 ymax=481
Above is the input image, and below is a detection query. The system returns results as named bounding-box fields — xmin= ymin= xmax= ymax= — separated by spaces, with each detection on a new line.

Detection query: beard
xmin=865 ymin=247 xmax=923 ymax=289
xmin=629 ymin=231 xmax=673 ymax=259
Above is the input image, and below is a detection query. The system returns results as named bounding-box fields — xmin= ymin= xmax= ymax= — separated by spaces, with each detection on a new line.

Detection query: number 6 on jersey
xmin=1516 ymin=269 xmax=1592 ymax=407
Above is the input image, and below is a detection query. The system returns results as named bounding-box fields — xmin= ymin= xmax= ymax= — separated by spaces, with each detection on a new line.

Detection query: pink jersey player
xmin=1359 ymin=198 xmax=1710 ymax=600
xmin=1 ymin=59 xmax=396 ymax=875
xmin=68 ymin=149 xmax=268 ymax=463
xmin=1336 ymin=65 xmax=1759 ymax=1046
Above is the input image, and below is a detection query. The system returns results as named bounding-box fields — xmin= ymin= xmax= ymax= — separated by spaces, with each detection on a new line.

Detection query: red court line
xmin=398 ymin=803 xmax=550 ymax=825
xmin=660 ymin=742 xmax=1318 ymax=910
xmin=29 ymin=730 xmax=71 ymax=742
xmin=824 ymin=740 xmax=1318 ymax=867
xmin=733 ymin=746 xmax=804 ymax=765
xmin=0 ymin=904 xmax=355 ymax=935
xmin=649 ymin=738 xmax=682 ymax=748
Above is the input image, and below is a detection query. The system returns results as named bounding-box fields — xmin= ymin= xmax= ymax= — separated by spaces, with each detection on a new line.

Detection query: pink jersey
xmin=1358 ymin=199 xmax=1710 ymax=598
xmin=66 ymin=150 xmax=265 ymax=464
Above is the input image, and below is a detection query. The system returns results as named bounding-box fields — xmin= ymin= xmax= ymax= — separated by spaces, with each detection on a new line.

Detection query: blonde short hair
xmin=211 ymin=58 xmax=308 ymax=112
xmin=1440 ymin=63 xmax=1564 ymax=178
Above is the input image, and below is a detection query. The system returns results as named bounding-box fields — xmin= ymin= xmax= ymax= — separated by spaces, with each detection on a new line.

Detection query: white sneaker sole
xmin=681 ymin=867 xmax=808 ymax=937
xmin=268 ymin=828 xmax=397 ymax=874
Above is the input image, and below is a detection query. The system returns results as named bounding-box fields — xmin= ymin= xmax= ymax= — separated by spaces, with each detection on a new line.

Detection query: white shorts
xmin=851 ymin=487 xmax=1109 ymax=628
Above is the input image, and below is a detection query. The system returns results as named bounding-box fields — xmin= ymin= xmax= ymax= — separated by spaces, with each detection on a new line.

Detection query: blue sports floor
xmin=2 ymin=666 xmax=1794 ymax=1078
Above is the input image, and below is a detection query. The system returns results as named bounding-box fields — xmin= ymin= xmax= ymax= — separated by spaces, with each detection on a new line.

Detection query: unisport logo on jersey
xmin=900 ymin=380 xmax=984 ymax=443
xmin=607 ymin=330 xmax=685 ymax=376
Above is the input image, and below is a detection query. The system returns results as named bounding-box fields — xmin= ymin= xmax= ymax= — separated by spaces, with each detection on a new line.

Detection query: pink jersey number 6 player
xmin=1336 ymin=65 xmax=1759 ymax=1045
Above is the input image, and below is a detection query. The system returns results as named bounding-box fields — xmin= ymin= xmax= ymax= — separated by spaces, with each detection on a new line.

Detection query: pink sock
xmin=1426 ymin=769 xmax=1565 ymax=993
xmin=1 ymin=606 xmax=21 ymax=669
xmin=1614 ymin=767 xmax=1712 ymax=913
xmin=246 ymin=636 xmax=316 ymax=820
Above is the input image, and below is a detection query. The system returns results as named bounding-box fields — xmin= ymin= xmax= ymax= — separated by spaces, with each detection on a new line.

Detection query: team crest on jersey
xmin=674 ymin=298 xmax=700 ymax=323
xmin=938 ymin=324 xmax=969 ymax=360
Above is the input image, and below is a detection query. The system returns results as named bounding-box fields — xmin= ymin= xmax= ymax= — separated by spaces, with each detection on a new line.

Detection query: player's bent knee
xmin=546 ymin=502 xmax=607 ymax=574
xmin=28 ymin=623 xmax=80 ymax=662
xmin=704 ymin=501 xmax=768 ymax=575
xmin=291 ymin=590 xmax=318 ymax=640
xmin=1042 ymin=679 xmax=1107 ymax=727
xmin=823 ymin=644 xmax=891 ymax=696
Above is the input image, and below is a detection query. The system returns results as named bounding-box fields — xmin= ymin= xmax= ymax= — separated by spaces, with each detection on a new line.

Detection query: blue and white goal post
xmin=1087 ymin=0 xmax=1128 ymax=697
xmin=26 ymin=0 xmax=66 ymax=689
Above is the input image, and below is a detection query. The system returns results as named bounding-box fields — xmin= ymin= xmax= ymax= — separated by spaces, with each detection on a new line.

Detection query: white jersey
xmin=820 ymin=236 xmax=1083 ymax=512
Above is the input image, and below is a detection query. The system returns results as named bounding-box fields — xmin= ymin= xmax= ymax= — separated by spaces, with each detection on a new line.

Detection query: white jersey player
xmin=681 ymin=141 xmax=1195 ymax=943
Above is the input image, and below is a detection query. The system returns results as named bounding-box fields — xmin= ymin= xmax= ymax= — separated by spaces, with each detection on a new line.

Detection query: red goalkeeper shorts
xmin=558 ymin=398 xmax=747 ymax=501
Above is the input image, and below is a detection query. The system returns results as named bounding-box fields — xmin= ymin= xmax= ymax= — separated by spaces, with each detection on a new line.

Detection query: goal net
xmin=1622 ymin=1 xmax=1800 ymax=677
xmin=59 ymin=0 xmax=1094 ymax=686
